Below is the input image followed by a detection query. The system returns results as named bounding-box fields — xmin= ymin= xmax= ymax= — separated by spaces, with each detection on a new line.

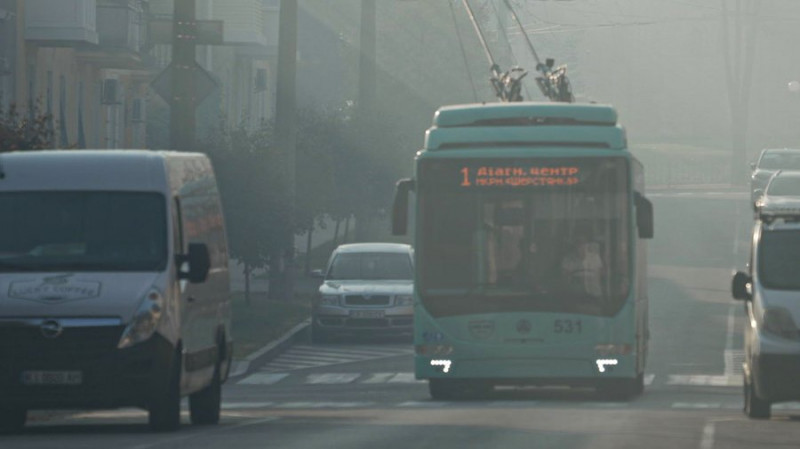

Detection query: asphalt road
xmin=6 ymin=191 xmax=800 ymax=449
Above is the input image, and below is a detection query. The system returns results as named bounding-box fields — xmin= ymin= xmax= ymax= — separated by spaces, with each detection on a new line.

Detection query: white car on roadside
xmin=311 ymin=243 xmax=414 ymax=343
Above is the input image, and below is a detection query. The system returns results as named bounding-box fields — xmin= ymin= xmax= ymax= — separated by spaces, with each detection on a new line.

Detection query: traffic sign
xmin=151 ymin=61 xmax=218 ymax=106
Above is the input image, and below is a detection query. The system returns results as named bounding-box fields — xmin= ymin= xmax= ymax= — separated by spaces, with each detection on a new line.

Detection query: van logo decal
xmin=9 ymin=274 xmax=102 ymax=303
xmin=40 ymin=320 xmax=64 ymax=339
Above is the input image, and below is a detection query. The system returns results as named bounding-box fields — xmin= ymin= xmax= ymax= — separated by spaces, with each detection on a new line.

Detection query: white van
xmin=732 ymin=201 xmax=800 ymax=419
xmin=0 ymin=150 xmax=232 ymax=432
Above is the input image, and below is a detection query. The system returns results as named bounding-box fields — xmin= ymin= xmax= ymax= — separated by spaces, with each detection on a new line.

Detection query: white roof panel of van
xmin=0 ymin=150 xmax=178 ymax=192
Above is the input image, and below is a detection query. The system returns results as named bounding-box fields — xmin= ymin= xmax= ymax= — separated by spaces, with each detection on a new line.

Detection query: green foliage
xmin=0 ymin=103 xmax=54 ymax=152
xmin=202 ymin=103 xmax=418 ymax=269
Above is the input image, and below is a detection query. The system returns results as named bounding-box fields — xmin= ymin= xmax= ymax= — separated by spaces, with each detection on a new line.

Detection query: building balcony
xmin=97 ymin=0 xmax=145 ymax=53
xmin=212 ymin=0 xmax=268 ymax=48
xmin=24 ymin=0 xmax=98 ymax=46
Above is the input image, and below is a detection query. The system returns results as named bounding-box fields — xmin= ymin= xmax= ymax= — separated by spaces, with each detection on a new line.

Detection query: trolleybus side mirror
xmin=634 ymin=193 xmax=654 ymax=239
xmin=732 ymin=271 xmax=752 ymax=301
xmin=392 ymin=178 xmax=415 ymax=236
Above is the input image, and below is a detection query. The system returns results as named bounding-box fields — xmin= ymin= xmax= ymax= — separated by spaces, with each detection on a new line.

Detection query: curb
xmin=229 ymin=318 xmax=311 ymax=379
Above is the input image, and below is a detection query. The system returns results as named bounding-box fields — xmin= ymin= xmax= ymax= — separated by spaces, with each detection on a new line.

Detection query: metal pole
xmin=274 ymin=0 xmax=298 ymax=300
xmin=171 ymin=0 xmax=196 ymax=151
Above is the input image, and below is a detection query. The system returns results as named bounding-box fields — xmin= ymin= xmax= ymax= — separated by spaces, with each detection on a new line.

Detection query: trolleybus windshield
xmin=418 ymin=157 xmax=630 ymax=318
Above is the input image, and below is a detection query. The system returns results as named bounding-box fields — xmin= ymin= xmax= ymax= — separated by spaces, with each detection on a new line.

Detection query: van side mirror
xmin=750 ymin=162 xmax=756 ymax=171
xmin=392 ymin=178 xmax=415 ymax=236
xmin=177 ymin=243 xmax=211 ymax=283
xmin=732 ymin=271 xmax=752 ymax=301
xmin=634 ymin=192 xmax=654 ymax=239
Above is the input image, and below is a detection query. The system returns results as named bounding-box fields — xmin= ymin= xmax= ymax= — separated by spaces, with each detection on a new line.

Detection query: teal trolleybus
xmin=392 ymin=102 xmax=654 ymax=400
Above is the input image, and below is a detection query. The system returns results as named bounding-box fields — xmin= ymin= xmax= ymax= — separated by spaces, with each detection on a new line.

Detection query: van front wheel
xmin=190 ymin=364 xmax=222 ymax=425
xmin=149 ymin=352 xmax=182 ymax=432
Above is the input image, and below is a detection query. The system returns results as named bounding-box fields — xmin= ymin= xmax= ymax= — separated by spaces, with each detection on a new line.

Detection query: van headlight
xmin=118 ymin=289 xmax=164 ymax=349
xmin=395 ymin=295 xmax=414 ymax=306
xmin=763 ymin=307 xmax=799 ymax=340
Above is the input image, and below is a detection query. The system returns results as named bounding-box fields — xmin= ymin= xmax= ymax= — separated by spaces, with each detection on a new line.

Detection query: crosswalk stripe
xmin=274 ymin=354 xmax=356 ymax=364
xmin=237 ymin=373 xmax=289 ymax=385
xmin=306 ymin=373 xmax=362 ymax=384
xmin=362 ymin=373 xmax=397 ymax=384
xmin=667 ymin=375 xmax=739 ymax=387
xmin=388 ymin=372 xmax=424 ymax=383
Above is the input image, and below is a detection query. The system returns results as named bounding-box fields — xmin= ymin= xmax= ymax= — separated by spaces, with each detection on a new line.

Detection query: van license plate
xmin=22 ymin=371 xmax=83 ymax=386
xmin=350 ymin=310 xmax=384 ymax=319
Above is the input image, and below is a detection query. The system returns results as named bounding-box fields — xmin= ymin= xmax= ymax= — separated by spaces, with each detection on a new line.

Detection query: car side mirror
xmin=634 ymin=192 xmax=654 ymax=239
xmin=177 ymin=243 xmax=211 ymax=283
xmin=309 ymin=269 xmax=325 ymax=279
xmin=392 ymin=178 xmax=415 ymax=236
xmin=732 ymin=271 xmax=752 ymax=301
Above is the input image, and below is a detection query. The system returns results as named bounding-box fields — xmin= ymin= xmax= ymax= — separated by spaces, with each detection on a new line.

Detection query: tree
xmin=0 ymin=103 xmax=54 ymax=152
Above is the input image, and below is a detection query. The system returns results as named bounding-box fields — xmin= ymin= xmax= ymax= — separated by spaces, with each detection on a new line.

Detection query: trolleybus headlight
xmin=395 ymin=295 xmax=414 ymax=306
xmin=763 ymin=307 xmax=799 ymax=340
xmin=318 ymin=295 xmax=340 ymax=306
xmin=118 ymin=289 xmax=164 ymax=349
xmin=430 ymin=359 xmax=452 ymax=373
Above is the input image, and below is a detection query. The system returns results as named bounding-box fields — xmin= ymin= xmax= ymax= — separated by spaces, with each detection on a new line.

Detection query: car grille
xmin=0 ymin=325 xmax=124 ymax=364
xmin=344 ymin=295 xmax=391 ymax=306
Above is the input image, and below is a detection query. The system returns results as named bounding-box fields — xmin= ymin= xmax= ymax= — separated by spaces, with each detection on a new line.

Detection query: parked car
xmin=753 ymin=170 xmax=800 ymax=213
xmin=0 ymin=150 xmax=231 ymax=433
xmin=311 ymin=243 xmax=414 ymax=342
xmin=750 ymin=148 xmax=800 ymax=202
xmin=733 ymin=202 xmax=800 ymax=419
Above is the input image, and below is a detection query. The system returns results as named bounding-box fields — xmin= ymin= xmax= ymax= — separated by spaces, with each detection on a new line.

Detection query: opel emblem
xmin=516 ymin=319 xmax=532 ymax=334
xmin=40 ymin=320 xmax=64 ymax=339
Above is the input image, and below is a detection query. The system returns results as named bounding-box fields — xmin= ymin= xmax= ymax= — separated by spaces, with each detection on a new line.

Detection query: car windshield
xmin=767 ymin=176 xmax=800 ymax=196
xmin=759 ymin=153 xmax=800 ymax=170
xmin=0 ymin=191 xmax=167 ymax=272
xmin=327 ymin=252 xmax=412 ymax=280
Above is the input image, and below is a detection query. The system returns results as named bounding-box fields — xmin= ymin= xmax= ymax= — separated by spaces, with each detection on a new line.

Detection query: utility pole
xmin=354 ymin=0 xmax=376 ymax=242
xmin=171 ymin=0 xmax=197 ymax=151
xmin=722 ymin=0 xmax=761 ymax=185
xmin=271 ymin=0 xmax=298 ymax=301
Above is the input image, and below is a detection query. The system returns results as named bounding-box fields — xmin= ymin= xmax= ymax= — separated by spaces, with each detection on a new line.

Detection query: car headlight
xmin=395 ymin=295 xmax=414 ymax=306
xmin=118 ymin=289 xmax=164 ymax=349
xmin=319 ymin=295 xmax=340 ymax=306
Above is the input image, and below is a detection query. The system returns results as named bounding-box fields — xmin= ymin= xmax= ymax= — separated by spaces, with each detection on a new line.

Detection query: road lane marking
xmin=237 ymin=373 xmax=289 ymax=385
xmin=700 ymin=421 xmax=715 ymax=449
xmin=126 ymin=416 xmax=281 ymax=449
xmin=361 ymin=372 xmax=397 ymax=383
xmin=671 ymin=403 xmax=722 ymax=409
xmin=277 ymin=401 xmax=375 ymax=408
xmin=667 ymin=375 xmax=739 ymax=387
xmin=644 ymin=374 xmax=656 ymax=386
xmin=258 ymin=345 xmax=413 ymax=372
xmin=305 ymin=373 xmax=361 ymax=384
xmin=388 ymin=372 xmax=425 ymax=383
xmin=222 ymin=402 xmax=276 ymax=409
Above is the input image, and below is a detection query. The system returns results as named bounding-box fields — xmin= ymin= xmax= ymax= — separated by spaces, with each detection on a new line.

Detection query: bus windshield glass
xmin=418 ymin=157 xmax=630 ymax=317
xmin=0 ymin=192 xmax=167 ymax=272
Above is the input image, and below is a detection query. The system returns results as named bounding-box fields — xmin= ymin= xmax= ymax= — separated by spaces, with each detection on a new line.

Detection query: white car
xmin=312 ymin=243 xmax=414 ymax=342
xmin=733 ymin=206 xmax=800 ymax=419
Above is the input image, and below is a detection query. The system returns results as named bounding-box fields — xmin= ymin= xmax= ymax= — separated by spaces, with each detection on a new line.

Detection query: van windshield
xmin=759 ymin=229 xmax=800 ymax=290
xmin=0 ymin=192 xmax=167 ymax=272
